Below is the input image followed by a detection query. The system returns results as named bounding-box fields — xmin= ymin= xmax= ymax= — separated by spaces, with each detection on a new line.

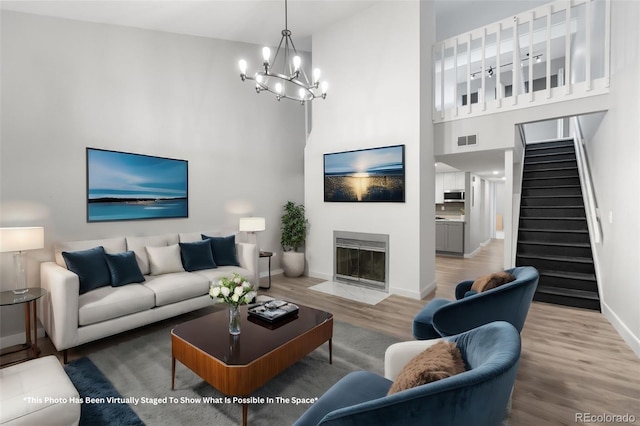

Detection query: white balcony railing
xmin=433 ymin=0 xmax=610 ymax=123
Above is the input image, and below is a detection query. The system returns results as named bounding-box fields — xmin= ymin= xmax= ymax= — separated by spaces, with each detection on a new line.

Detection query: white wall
xmin=0 ymin=12 xmax=305 ymax=339
xmin=305 ymin=1 xmax=435 ymax=299
xmin=582 ymin=0 xmax=640 ymax=355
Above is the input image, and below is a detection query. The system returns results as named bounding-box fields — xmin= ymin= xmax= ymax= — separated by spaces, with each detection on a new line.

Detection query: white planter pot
xmin=282 ymin=251 xmax=305 ymax=277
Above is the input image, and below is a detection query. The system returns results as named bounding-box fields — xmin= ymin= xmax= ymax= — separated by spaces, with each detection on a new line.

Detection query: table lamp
xmin=0 ymin=227 xmax=45 ymax=294
xmin=239 ymin=217 xmax=265 ymax=245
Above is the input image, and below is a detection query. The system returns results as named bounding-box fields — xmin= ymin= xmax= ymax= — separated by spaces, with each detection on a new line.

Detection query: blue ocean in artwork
xmin=87 ymin=149 xmax=188 ymax=221
xmin=88 ymin=199 xmax=188 ymax=221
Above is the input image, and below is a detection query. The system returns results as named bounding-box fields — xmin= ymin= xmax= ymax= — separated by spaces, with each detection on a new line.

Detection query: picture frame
xmin=86 ymin=148 xmax=188 ymax=222
xmin=323 ymin=145 xmax=405 ymax=202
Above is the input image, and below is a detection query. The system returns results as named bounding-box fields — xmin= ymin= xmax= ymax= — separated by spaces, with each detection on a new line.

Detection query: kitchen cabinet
xmin=443 ymin=173 xmax=456 ymax=190
xmin=455 ymin=172 xmax=466 ymax=191
xmin=441 ymin=172 xmax=466 ymax=191
xmin=435 ymin=221 xmax=464 ymax=255
xmin=435 ymin=174 xmax=444 ymax=204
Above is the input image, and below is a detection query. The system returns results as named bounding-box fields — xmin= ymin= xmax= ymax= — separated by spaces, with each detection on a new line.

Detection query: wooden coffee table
xmin=171 ymin=303 xmax=333 ymax=426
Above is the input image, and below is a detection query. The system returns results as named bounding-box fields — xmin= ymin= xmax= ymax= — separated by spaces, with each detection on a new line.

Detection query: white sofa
xmin=39 ymin=231 xmax=258 ymax=361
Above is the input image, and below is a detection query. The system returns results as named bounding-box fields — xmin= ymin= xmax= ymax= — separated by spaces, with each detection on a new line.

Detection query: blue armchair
xmin=413 ymin=266 xmax=539 ymax=340
xmin=293 ymin=321 xmax=521 ymax=426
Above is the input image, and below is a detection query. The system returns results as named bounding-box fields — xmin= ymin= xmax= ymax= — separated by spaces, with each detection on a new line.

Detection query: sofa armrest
xmin=39 ymin=262 xmax=80 ymax=351
xmin=384 ymin=339 xmax=443 ymax=381
xmin=236 ymin=242 xmax=259 ymax=288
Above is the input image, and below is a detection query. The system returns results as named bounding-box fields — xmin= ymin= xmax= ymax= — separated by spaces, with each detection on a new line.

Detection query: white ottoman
xmin=0 ymin=355 xmax=80 ymax=425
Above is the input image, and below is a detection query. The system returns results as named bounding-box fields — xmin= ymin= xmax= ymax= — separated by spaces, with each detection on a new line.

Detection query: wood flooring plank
xmin=25 ymin=239 xmax=640 ymax=425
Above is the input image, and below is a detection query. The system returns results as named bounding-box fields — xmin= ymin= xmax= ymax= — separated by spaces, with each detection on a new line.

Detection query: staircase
xmin=517 ymin=138 xmax=600 ymax=311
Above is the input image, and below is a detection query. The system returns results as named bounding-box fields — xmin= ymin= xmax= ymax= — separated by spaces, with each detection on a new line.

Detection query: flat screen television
xmin=86 ymin=148 xmax=188 ymax=222
xmin=324 ymin=145 xmax=405 ymax=202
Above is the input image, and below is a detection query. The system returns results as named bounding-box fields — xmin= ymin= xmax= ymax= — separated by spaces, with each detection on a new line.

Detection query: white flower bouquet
xmin=209 ymin=273 xmax=256 ymax=308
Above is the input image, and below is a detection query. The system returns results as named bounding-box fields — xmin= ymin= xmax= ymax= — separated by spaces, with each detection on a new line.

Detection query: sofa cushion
xmin=192 ymin=266 xmax=254 ymax=286
xmin=179 ymin=240 xmax=217 ymax=272
xmin=55 ymin=237 xmax=126 ymax=268
xmin=105 ymin=251 xmax=145 ymax=286
xmin=125 ymin=234 xmax=179 ymax=275
xmin=78 ymin=284 xmax=155 ymax=326
xmin=146 ymin=244 xmax=185 ymax=275
xmin=0 ymin=355 xmax=80 ymax=426
xmin=387 ymin=341 xmax=466 ymax=395
xmin=202 ymin=234 xmax=240 ymax=266
xmin=470 ymin=271 xmax=516 ymax=293
xmin=179 ymin=230 xmax=222 ymax=243
xmin=62 ymin=246 xmax=111 ymax=294
xmin=143 ymin=272 xmax=210 ymax=306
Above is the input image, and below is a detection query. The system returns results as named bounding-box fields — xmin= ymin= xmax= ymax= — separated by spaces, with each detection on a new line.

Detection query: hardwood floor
xmin=22 ymin=239 xmax=640 ymax=425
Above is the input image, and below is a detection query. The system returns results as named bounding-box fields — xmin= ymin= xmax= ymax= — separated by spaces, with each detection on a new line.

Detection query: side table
xmin=259 ymin=251 xmax=273 ymax=290
xmin=0 ymin=287 xmax=47 ymax=366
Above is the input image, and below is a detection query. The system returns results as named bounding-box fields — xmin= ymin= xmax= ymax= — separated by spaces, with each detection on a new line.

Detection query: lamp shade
xmin=0 ymin=227 xmax=45 ymax=252
xmin=239 ymin=217 xmax=266 ymax=233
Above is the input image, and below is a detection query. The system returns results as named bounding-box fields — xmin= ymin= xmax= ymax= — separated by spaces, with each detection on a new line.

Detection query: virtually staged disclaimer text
xmin=23 ymin=396 xmax=319 ymax=406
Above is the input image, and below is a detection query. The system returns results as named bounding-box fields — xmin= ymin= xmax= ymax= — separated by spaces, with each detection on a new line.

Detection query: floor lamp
xmin=0 ymin=227 xmax=45 ymax=294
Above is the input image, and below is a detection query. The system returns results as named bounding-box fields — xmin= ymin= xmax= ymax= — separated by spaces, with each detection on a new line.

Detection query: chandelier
xmin=238 ymin=0 xmax=327 ymax=105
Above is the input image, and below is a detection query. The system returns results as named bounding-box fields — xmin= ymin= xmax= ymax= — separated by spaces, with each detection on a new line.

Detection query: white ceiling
xmin=0 ymin=0 xmax=387 ymax=51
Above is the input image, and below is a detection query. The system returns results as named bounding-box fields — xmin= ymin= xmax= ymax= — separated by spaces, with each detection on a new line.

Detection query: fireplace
xmin=334 ymin=231 xmax=389 ymax=291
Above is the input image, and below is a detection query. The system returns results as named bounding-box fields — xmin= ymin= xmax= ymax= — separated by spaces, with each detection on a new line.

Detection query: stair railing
xmin=571 ymin=116 xmax=603 ymax=304
xmin=511 ymin=126 xmax=527 ymax=267
xmin=571 ymin=117 xmax=601 ymax=244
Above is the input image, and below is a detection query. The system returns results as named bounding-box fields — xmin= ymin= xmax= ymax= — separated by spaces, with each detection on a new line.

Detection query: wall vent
xmin=457 ymin=134 xmax=478 ymax=147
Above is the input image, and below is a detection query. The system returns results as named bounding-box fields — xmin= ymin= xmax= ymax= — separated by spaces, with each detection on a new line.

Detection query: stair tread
xmin=518 ymin=241 xmax=591 ymax=248
xmin=523 ymin=166 xmax=578 ymax=172
xmin=520 ymin=216 xmax=587 ymax=220
xmin=539 ymin=270 xmax=596 ymax=281
xmin=519 ymin=228 xmax=588 ymax=234
xmin=517 ymin=253 xmax=593 ymax=263
xmin=521 ymin=206 xmax=584 ymax=209
xmin=523 ymin=184 xmax=581 ymax=188
xmin=522 ymin=195 xmax=582 ymax=198
xmin=526 ymin=139 xmax=573 ymax=148
xmin=525 ymin=159 xmax=578 ymax=165
xmin=523 ymin=176 xmax=578 ymax=181
xmin=536 ymin=285 xmax=599 ymax=300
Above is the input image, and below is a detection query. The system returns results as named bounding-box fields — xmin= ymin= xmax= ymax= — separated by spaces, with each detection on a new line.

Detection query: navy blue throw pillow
xmin=62 ymin=246 xmax=111 ymax=294
xmin=202 ymin=234 xmax=240 ymax=267
xmin=179 ymin=240 xmax=217 ymax=272
xmin=104 ymin=251 xmax=145 ymax=286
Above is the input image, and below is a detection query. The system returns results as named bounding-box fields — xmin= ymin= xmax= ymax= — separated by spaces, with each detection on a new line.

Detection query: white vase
xmin=282 ymin=251 xmax=305 ymax=277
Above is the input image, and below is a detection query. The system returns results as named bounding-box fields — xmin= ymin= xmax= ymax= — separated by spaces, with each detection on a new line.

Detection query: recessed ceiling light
xmin=501 ymin=176 xmax=506 ymax=180
xmin=493 ymin=171 xmax=499 ymax=175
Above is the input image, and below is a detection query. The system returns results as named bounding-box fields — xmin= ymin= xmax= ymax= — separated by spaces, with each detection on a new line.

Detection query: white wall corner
xmin=307 ymin=270 xmax=332 ymax=282
xmin=602 ymin=301 xmax=640 ymax=358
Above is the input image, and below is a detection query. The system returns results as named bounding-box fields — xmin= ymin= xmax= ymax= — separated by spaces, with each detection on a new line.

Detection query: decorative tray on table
xmin=248 ymin=300 xmax=299 ymax=323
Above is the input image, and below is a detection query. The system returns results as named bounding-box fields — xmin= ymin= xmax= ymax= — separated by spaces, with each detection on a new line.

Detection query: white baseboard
xmin=0 ymin=326 xmax=45 ymax=350
xmin=390 ymin=280 xmax=435 ymax=300
xmin=464 ymin=246 xmax=482 ymax=258
xmin=602 ymin=300 xmax=640 ymax=357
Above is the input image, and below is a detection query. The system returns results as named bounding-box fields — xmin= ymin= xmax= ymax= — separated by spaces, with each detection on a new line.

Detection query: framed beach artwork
xmin=324 ymin=145 xmax=405 ymax=202
xmin=86 ymin=148 xmax=188 ymax=222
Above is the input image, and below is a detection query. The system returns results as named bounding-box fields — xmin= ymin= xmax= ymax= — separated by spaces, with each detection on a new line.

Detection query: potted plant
xmin=280 ymin=201 xmax=307 ymax=277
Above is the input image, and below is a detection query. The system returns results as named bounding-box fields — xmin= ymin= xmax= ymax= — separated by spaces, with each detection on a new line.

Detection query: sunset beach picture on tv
xmin=87 ymin=148 xmax=188 ymax=222
xmin=324 ymin=145 xmax=405 ymax=202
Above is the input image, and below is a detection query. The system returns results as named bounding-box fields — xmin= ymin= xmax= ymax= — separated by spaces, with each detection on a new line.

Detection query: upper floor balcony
xmin=433 ymin=0 xmax=610 ymax=123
